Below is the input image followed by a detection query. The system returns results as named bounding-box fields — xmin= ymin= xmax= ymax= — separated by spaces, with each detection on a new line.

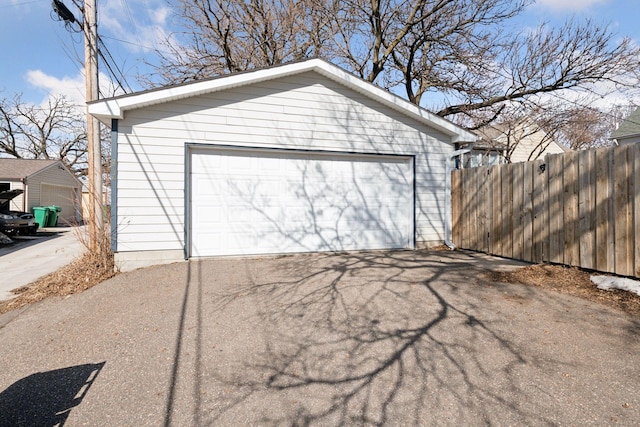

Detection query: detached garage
xmin=0 ymin=159 xmax=82 ymax=224
xmin=89 ymin=59 xmax=477 ymax=271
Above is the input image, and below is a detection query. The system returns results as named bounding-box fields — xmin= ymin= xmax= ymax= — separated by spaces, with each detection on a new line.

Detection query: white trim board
xmin=89 ymin=59 xmax=477 ymax=144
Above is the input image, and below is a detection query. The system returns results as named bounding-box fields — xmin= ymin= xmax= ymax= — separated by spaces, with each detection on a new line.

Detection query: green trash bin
xmin=46 ymin=206 xmax=61 ymax=227
xmin=32 ymin=207 xmax=50 ymax=228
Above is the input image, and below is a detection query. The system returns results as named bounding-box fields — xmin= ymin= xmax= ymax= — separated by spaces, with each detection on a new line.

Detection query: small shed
xmin=89 ymin=59 xmax=477 ymax=271
xmin=0 ymin=158 xmax=82 ymax=224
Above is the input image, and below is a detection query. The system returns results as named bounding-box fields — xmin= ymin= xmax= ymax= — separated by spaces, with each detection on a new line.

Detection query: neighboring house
xmin=88 ymin=58 xmax=477 ymax=271
xmin=0 ymin=158 xmax=82 ymax=224
xmin=464 ymin=120 xmax=568 ymax=167
xmin=611 ymin=107 xmax=640 ymax=145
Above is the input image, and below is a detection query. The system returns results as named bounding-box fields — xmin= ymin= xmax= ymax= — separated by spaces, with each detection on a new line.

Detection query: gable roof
xmin=0 ymin=159 xmax=60 ymax=180
xmin=88 ymin=58 xmax=477 ymax=144
xmin=611 ymin=107 xmax=640 ymax=140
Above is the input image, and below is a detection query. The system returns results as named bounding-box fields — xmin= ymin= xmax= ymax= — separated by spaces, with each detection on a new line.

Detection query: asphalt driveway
xmin=0 ymin=250 xmax=639 ymax=426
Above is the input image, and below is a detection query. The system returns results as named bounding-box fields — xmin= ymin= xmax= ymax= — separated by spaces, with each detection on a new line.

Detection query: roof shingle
xmin=0 ymin=158 xmax=59 ymax=180
xmin=611 ymin=107 xmax=640 ymax=139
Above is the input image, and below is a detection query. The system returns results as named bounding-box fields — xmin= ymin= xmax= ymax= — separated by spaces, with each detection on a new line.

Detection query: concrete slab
xmin=0 ymin=226 xmax=85 ymax=300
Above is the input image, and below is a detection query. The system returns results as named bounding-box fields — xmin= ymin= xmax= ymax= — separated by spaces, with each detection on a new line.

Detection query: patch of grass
xmin=485 ymin=264 xmax=640 ymax=316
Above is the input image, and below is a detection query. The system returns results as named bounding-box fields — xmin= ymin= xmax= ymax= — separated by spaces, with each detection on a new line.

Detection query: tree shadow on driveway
xmin=163 ymin=250 xmax=640 ymax=426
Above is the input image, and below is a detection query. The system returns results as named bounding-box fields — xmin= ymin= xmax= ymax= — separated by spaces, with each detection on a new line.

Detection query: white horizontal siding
xmin=114 ymin=72 xmax=453 ymax=253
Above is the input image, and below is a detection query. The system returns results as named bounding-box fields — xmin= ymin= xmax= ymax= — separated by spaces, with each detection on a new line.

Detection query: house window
xmin=0 ymin=183 xmax=10 ymax=192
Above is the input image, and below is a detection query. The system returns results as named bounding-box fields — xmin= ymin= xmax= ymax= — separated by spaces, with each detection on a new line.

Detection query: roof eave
xmin=88 ymin=58 xmax=478 ymax=143
xmin=611 ymin=131 xmax=640 ymax=140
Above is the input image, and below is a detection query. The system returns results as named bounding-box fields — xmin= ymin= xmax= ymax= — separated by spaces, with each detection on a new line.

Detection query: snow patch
xmin=591 ymin=275 xmax=640 ymax=296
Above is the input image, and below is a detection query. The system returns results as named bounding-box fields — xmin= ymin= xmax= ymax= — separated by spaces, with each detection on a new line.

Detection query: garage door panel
xmin=190 ymin=148 xmax=413 ymax=257
xmin=41 ymin=184 xmax=78 ymax=224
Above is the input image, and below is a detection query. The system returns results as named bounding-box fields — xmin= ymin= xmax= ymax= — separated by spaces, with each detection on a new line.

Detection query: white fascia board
xmin=88 ymin=61 xmax=317 ymax=124
xmin=88 ymin=58 xmax=477 ymax=143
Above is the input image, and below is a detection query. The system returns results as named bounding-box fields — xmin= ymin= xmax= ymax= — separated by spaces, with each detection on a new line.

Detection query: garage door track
xmin=0 ymin=250 xmax=639 ymax=425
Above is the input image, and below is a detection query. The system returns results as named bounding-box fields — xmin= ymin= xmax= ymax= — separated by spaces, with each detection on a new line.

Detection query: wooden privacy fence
xmin=451 ymin=144 xmax=640 ymax=278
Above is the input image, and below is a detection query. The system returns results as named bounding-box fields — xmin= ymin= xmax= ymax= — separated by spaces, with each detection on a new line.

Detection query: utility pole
xmin=52 ymin=0 xmax=102 ymax=251
xmin=83 ymin=0 xmax=103 ymax=251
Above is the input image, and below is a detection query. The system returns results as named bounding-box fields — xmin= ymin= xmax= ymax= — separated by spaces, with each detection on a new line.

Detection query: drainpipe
xmin=444 ymin=148 xmax=472 ymax=250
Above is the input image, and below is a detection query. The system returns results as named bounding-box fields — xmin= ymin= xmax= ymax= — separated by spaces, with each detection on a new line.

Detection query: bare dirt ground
xmin=484 ymin=263 xmax=640 ymax=316
xmin=0 ymin=236 xmax=115 ymax=315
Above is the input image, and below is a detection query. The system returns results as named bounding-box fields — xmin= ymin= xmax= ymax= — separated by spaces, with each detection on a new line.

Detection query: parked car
xmin=0 ymin=189 xmax=38 ymax=235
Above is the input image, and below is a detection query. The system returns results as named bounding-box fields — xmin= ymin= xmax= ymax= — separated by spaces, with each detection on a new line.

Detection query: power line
xmin=120 ymin=0 xmax=143 ymax=50
xmin=51 ymin=0 xmax=133 ymax=95
xmin=0 ymin=0 xmax=43 ymax=8
xmin=97 ymin=36 xmax=133 ymax=93
xmin=99 ymin=34 xmax=170 ymax=54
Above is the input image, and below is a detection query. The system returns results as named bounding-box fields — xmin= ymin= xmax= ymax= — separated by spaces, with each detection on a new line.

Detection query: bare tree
xmin=550 ymin=104 xmax=637 ymax=150
xmin=474 ymin=108 xmax=562 ymax=164
xmin=151 ymin=0 xmax=335 ymax=84
xmin=153 ymin=0 xmax=640 ymax=126
xmin=0 ymin=94 xmax=88 ymax=173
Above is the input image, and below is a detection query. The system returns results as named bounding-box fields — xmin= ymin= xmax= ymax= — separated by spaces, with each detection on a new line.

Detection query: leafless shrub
xmin=0 ymin=223 xmax=116 ymax=315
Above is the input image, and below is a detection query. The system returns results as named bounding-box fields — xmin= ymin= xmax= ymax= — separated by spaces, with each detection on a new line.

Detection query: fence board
xmin=595 ymin=148 xmax=612 ymax=272
xmin=501 ymin=164 xmax=514 ymax=259
xmin=630 ymin=144 xmax=640 ymax=277
xmin=478 ymin=167 xmax=487 ymax=252
xmin=469 ymin=168 xmax=478 ymax=250
xmin=451 ymin=170 xmax=461 ymax=247
xmin=460 ymin=168 xmax=469 ymax=249
xmin=512 ymin=163 xmax=524 ymax=260
xmin=531 ymin=159 xmax=545 ymax=263
xmin=452 ymin=144 xmax=640 ymax=279
xmin=614 ymin=146 xmax=633 ymax=276
xmin=522 ymin=162 xmax=534 ymax=262
xmin=489 ymin=167 xmax=502 ymax=254
xmin=578 ymin=149 xmax=595 ymax=270
xmin=548 ymin=154 xmax=564 ymax=264
xmin=563 ymin=152 xmax=579 ymax=266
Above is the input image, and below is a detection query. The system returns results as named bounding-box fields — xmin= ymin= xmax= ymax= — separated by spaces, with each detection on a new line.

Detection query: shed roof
xmin=88 ymin=58 xmax=478 ymax=144
xmin=611 ymin=107 xmax=640 ymax=140
xmin=0 ymin=159 xmax=60 ymax=180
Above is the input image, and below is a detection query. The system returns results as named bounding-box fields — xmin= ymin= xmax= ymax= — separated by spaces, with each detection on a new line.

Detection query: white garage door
xmin=189 ymin=147 xmax=414 ymax=257
xmin=41 ymin=184 xmax=78 ymax=224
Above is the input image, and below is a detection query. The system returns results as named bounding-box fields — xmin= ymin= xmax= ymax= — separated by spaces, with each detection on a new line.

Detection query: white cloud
xmin=25 ymin=70 xmax=86 ymax=107
xmin=529 ymin=79 xmax=640 ymax=112
xmin=24 ymin=70 xmax=122 ymax=110
xmin=534 ymin=0 xmax=609 ymax=12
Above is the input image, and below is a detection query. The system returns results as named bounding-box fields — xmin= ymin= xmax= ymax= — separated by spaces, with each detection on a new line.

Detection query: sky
xmin=1 ymin=0 xmax=639 ymax=109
